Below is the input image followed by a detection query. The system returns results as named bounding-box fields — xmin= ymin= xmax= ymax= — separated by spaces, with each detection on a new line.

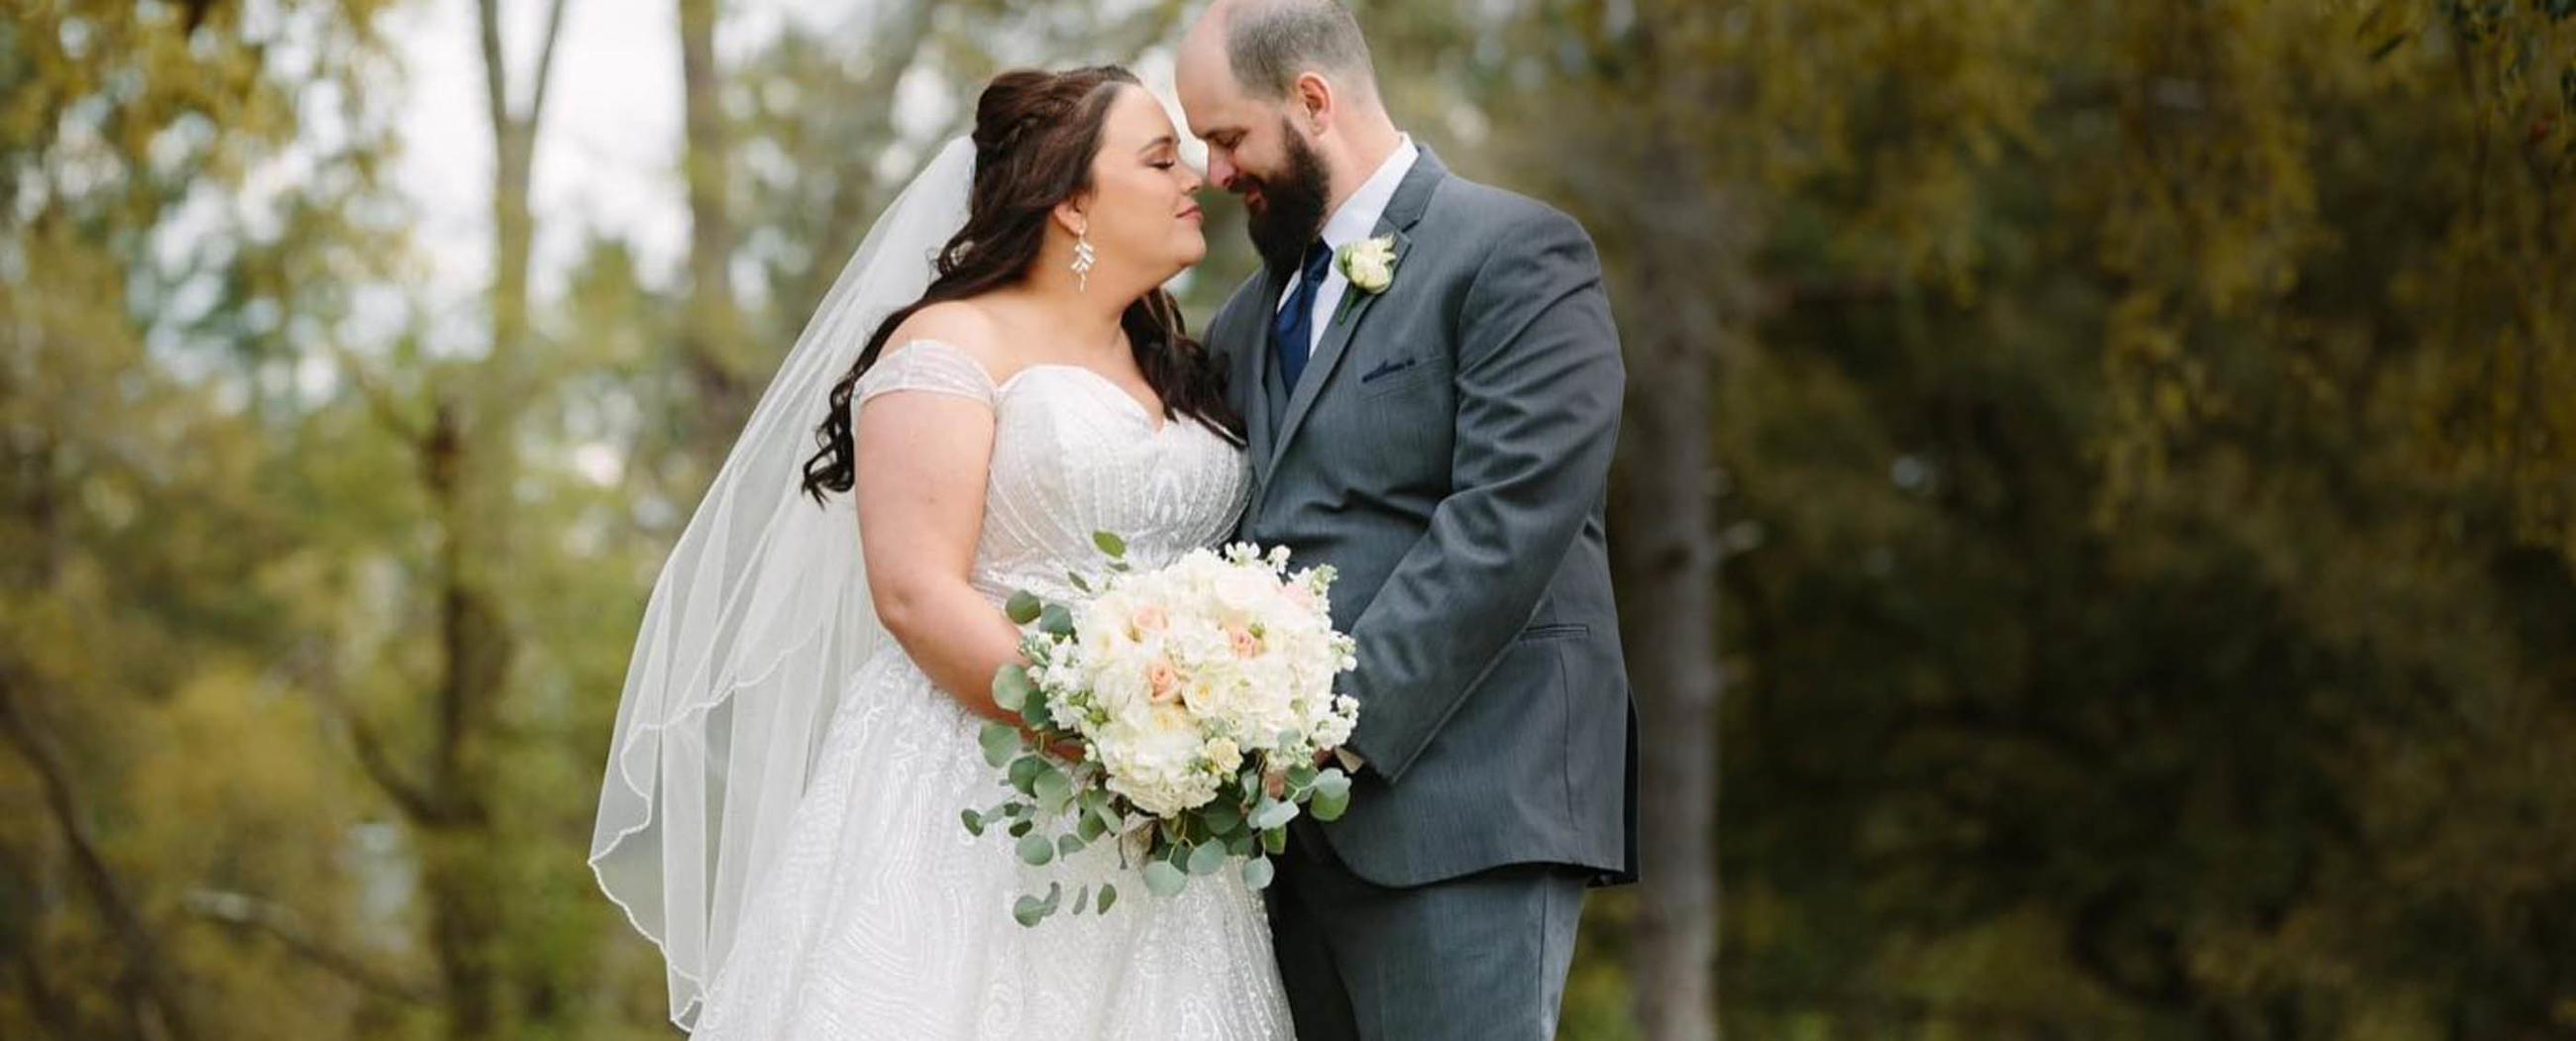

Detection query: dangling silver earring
xmin=1071 ymin=228 xmax=1097 ymax=293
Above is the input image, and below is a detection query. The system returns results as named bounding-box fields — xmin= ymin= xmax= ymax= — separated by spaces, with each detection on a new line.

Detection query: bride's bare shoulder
xmin=884 ymin=300 xmax=1011 ymax=375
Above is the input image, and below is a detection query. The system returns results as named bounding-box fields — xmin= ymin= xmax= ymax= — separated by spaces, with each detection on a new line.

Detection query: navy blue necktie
xmin=1272 ymin=242 xmax=1334 ymax=389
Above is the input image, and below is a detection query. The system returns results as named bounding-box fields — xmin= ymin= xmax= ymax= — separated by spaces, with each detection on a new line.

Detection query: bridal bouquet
xmin=962 ymin=533 xmax=1360 ymax=926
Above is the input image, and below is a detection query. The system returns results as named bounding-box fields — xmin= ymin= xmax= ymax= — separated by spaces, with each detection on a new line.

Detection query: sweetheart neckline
xmin=995 ymin=363 xmax=1174 ymax=437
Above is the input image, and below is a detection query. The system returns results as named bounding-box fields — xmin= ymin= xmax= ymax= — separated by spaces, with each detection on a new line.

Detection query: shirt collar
xmin=1318 ymin=135 xmax=1418 ymax=252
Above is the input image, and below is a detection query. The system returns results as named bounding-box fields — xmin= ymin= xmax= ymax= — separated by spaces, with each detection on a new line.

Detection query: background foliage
xmin=3 ymin=1 xmax=2570 ymax=1038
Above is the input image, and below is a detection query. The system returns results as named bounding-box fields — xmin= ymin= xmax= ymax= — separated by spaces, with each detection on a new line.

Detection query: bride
xmin=589 ymin=66 xmax=1294 ymax=1037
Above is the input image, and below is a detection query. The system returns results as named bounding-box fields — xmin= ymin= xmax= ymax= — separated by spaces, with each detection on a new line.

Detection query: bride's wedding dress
xmin=686 ymin=339 xmax=1294 ymax=1039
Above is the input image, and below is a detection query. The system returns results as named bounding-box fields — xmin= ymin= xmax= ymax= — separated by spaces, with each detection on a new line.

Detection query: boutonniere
xmin=1336 ymin=235 xmax=1398 ymax=295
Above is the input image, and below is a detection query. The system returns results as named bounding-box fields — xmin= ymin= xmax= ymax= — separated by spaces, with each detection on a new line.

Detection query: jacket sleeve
xmin=1339 ymin=207 xmax=1625 ymax=782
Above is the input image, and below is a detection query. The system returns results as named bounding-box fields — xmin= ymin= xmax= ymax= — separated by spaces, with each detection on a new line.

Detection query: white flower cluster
xmin=1337 ymin=234 xmax=1398 ymax=294
xmin=1027 ymin=544 xmax=1359 ymax=818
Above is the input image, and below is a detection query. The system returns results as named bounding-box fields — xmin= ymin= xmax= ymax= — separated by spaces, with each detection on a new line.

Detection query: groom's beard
xmin=1242 ymin=122 xmax=1332 ymax=276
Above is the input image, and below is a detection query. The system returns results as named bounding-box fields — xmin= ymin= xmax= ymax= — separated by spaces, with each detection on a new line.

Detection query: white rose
xmin=1211 ymin=566 xmax=1278 ymax=618
xmin=1338 ymin=236 xmax=1398 ymax=294
xmin=1202 ymin=736 xmax=1243 ymax=775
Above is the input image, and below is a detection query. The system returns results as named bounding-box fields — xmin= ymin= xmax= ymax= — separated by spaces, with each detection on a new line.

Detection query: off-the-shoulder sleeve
xmin=853 ymin=339 xmax=998 ymax=409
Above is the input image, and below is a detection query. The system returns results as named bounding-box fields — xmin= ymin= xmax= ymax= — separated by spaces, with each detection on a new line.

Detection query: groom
xmin=1178 ymin=2 xmax=1638 ymax=1038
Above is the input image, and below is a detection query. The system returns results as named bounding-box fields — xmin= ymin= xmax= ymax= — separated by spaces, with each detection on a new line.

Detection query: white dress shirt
xmin=1274 ymin=135 xmax=1420 ymax=356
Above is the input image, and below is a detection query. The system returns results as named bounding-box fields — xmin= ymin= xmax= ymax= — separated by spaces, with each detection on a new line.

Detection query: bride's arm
xmin=851 ymin=369 xmax=1027 ymax=726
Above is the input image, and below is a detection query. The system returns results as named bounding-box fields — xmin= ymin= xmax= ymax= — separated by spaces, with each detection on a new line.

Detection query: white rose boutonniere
xmin=1336 ymin=235 xmax=1398 ymax=295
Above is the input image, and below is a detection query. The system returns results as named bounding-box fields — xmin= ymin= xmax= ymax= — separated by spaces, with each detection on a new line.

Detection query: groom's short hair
xmin=1220 ymin=0 xmax=1380 ymax=104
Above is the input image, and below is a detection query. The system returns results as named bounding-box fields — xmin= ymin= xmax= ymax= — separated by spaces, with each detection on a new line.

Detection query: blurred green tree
xmin=1445 ymin=1 xmax=2576 ymax=1038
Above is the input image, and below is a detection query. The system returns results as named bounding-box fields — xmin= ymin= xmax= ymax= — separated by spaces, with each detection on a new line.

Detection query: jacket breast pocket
xmin=1347 ymin=360 xmax=1452 ymax=487
xmin=1357 ymin=353 xmax=1443 ymax=397
xmin=1519 ymin=622 xmax=1590 ymax=641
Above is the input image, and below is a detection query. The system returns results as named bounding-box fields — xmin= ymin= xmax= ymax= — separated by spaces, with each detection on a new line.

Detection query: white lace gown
xmin=688 ymin=339 xmax=1295 ymax=1040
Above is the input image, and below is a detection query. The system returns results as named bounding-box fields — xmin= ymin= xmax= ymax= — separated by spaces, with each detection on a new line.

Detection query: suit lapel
xmin=1265 ymin=147 xmax=1447 ymax=476
xmin=1236 ymin=266 xmax=1286 ymax=479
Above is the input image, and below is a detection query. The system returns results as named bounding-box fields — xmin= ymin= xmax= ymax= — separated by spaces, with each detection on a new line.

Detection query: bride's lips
xmin=1179 ymin=204 xmax=1204 ymax=223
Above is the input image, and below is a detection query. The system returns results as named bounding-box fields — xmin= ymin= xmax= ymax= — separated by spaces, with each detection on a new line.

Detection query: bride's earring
xmin=1071 ymin=226 xmax=1097 ymax=293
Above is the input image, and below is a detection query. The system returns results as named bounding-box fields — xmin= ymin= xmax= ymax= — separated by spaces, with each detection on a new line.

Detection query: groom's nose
xmin=1207 ymin=152 xmax=1239 ymax=191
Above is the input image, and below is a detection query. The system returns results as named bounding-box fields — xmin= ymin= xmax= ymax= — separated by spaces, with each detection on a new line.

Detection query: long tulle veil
xmin=589 ymin=137 xmax=973 ymax=1031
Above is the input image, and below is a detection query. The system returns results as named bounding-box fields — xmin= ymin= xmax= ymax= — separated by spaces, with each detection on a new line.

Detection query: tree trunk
xmin=1603 ymin=175 xmax=1727 ymax=1041
xmin=1573 ymin=14 xmax=1735 ymax=1038
xmin=1613 ymin=330 xmax=1722 ymax=1041
xmin=383 ymin=3 xmax=568 ymax=1037
xmin=677 ymin=0 xmax=753 ymax=454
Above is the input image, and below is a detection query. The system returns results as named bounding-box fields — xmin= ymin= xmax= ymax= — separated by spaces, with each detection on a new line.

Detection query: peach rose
xmin=1128 ymin=603 xmax=1169 ymax=640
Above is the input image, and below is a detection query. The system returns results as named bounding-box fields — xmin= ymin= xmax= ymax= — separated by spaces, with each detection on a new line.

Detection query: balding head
xmin=1177 ymin=0 xmax=1403 ymax=269
xmin=1203 ymin=0 xmax=1379 ymax=104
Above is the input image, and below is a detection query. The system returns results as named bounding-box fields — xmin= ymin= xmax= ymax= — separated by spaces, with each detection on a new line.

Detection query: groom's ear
xmin=1291 ymin=71 xmax=1335 ymax=134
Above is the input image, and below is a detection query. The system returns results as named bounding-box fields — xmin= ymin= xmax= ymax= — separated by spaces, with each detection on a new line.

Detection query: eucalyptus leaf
xmin=1202 ymin=800 xmax=1244 ymax=836
xmin=1019 ymin=689 xmax=1055 ymax=730
xmin=991 ymin=667 xmax=1033 ymax=714
xmin=1038 ymin=603 xmax=1075 ymax=638
xmin=1033 ymin=765 xmax=1074 ymax=813
xmin=1142 ymin=860 xmax=1186 ymax=896
xmin=979 ymin=722 xmax=1021 ymax=768
xmin=1075 ymin=808 xmax=1108 ymax=842
xmin=1008 ymin=755 xmax=1045 ymax=794
xmin=1057 ymin=833 xmax=1086 ymax=857
xmin=1314 ymin=768 xmax=1350 ymax=797
xmin=1096 ymin=882 xmax=1119 ymax=913
xmin=960 ymin=808 xmax=985 ymax=837
xmin=1240 ymin=856 xmax=1276 ymax=890
xmin=1067 ymin=571 xmax=1093 ymax=594
xmin=1250 ymin=797 xmax=1301 ymax=831
xmin=1070 ymin=885 xmax=1091 ymax=916
xmin=1262 ymin=826 xmax=1288 ymax=856
xmin=1092 ymin=530 xmax=1127 ymax=558
xmin=1005 ymin=590 xmax=1043 ymax=626
xmin=1009 ymin=819 xmax=1034 ymax=838
xmin=1187 ymin=840 xmax=1229 ymax=877
xmin=1311 ymin=769 xmax=1352 ymax=822
xmin=1013 ymin=882 xmax=1063 ymax=927
xmin=1017 ymin=833 xmax=1055 ymax=866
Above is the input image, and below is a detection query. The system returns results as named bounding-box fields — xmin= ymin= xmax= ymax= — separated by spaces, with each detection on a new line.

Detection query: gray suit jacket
xmin=1212 ymin=146 xmax=1638 ymax=888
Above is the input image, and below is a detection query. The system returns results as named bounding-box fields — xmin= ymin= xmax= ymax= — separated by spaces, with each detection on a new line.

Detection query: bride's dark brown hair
xmin=801 ymin=65 xmax=1246 ymax=504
